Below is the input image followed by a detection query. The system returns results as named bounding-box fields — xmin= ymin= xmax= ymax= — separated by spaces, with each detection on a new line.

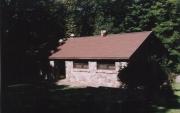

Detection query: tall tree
xmin=3 ymin=0 xmax=65 ymax=84
xmin=62 ymin=0 xmax=79 ymax=37
xmin=153 ymin=0 xmax=180 ymax=73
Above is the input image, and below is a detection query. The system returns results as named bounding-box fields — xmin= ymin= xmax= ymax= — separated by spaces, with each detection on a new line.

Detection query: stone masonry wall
xmin=65 ymin=61 xmax=128 ymax=87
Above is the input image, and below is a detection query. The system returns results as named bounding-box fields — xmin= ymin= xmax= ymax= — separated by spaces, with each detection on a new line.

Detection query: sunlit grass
xmin=165 ymin=83 xmax=180 ymax=113
xmin=166 ymin=109 xmax=180 ymax=113
xmin=173 ymin=83 xmax=180 ymax=96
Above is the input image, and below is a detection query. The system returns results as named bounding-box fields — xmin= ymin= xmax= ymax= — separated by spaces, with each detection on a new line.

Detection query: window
xmin=73 ymin=61 xmax=88 ymax=69
xmin=97 ymin=61 xmax=115 ymax=70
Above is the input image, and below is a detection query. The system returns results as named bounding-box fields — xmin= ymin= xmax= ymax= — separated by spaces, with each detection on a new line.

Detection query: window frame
xmin=73 ymin=61 xmax=89 ymax=69
xmin=97 ymin=61 xmax=116 ymax=70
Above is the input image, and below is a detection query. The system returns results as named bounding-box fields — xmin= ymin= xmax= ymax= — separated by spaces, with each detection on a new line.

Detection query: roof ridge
xmin=68 ymin=31 xmax=152 ymax=39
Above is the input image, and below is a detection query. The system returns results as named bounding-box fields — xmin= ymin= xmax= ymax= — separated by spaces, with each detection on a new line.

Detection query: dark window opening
xmin=97 ymin=61 xmax=115 ymax=70
xmin=73 ymin=61 xmax=89 ymax=69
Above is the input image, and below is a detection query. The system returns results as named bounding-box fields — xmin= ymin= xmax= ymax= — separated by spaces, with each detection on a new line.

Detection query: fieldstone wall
xmin=64 ymin=61 xmax=128 ymax=87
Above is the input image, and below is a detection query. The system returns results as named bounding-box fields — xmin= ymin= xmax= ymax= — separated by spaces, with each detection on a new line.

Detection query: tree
xmin=62 ymin=0 xmax=79 ymax=37
xmin=3 ymin=0 xmax=65 ymax=84
xmin=153 ymin=0 xmax=180 ymax=73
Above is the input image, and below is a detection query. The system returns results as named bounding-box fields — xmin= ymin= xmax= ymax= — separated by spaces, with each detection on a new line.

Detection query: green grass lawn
xmin=5 ymin=82 xmax=180 ymax=113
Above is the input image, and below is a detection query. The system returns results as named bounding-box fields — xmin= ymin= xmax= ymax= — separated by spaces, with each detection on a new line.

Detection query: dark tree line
xmin=2 ymin=0 xmax=180 ymax=85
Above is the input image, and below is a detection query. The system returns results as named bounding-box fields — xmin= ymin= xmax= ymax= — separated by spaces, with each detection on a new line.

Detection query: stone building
xmin=49 ymin=31 xmax=164 ymax=87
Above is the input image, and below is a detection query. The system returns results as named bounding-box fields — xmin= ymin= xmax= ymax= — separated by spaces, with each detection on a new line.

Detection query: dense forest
xmin=2 ymin=0 xmax=180 ymax=85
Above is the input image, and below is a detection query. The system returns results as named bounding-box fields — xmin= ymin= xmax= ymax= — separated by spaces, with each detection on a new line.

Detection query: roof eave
xmin=49 ymin=57 xmax=130 ymax=61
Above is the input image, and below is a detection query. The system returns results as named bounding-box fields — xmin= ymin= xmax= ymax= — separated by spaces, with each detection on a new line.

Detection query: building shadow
xmin=4 ymin=81 xmax=180 ymax=113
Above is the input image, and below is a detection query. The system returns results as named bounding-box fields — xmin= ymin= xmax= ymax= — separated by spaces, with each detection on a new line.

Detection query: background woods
xmin=2 ymin=0 xmax=180 ymax=85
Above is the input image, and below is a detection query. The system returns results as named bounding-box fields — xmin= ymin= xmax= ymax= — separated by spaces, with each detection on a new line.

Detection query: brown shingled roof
xmin=49 ymin=31 xmax=152 ymax=60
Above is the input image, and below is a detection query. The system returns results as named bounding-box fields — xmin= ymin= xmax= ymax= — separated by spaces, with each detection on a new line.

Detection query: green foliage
xmin=94 ymin=14 xmax=115 ymax=35
xmin=62 ymin=0 xmax=79 ymax=37
xmin=153 ymin=0 xmax=180 ymax=73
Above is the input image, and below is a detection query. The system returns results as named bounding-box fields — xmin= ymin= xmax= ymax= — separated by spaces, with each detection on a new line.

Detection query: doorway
xmin=54 ymin=60 xmax=66 ymax=80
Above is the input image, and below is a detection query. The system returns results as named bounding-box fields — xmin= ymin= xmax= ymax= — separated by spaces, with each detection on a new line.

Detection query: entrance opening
xmin=55 ymin=61 xmax=65 ymax=80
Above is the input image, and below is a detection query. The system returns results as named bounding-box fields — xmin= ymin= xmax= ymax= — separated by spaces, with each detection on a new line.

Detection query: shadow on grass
xmin=4 ymin=82 xmax=180 ymax=113
xmin=148 ymin=85 xmax=180 ymax=113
